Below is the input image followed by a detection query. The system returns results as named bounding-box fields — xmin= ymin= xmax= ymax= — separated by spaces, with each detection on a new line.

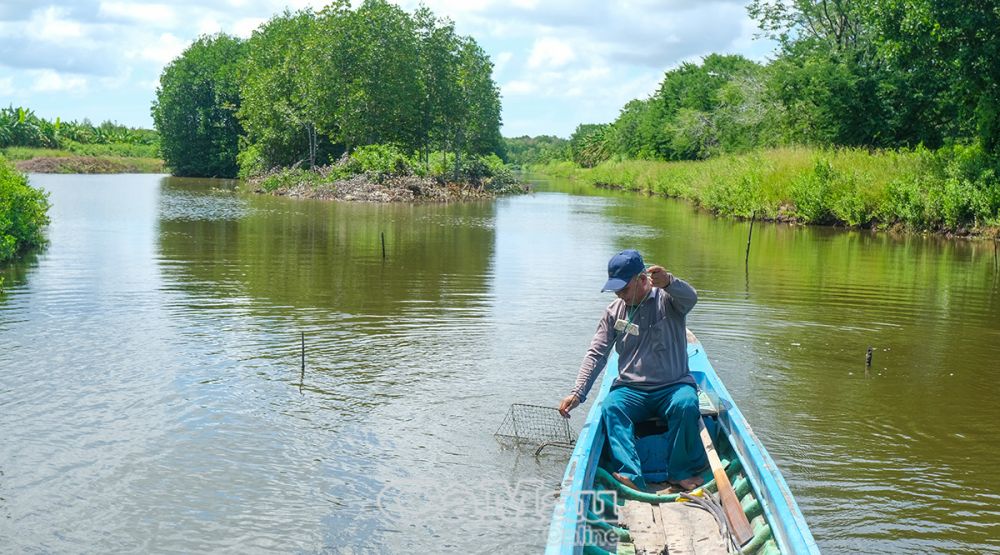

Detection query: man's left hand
xmin=648 ymin=265 xmax=673 ymax=288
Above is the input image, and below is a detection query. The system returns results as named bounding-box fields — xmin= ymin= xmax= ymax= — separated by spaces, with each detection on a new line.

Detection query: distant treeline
xmin=0 ymin=105 xmax=159 ymax=154
xmin=153 ymin=0 xmax=503 ymax=179
xmin=508 ymin=1 xmax=1000 ymax=168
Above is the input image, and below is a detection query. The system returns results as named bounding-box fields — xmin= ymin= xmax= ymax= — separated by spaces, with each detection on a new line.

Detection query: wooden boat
xmin=545 ymin=330 xmax=819 ymax=554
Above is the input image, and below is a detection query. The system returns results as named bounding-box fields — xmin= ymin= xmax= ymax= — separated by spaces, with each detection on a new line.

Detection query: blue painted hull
xmin=545 ymin=333 xmax=819 ymax=554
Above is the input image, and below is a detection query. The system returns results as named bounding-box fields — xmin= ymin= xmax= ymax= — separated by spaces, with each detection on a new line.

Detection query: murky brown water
xmin=2 ymin=173 xmax=999 ymax=553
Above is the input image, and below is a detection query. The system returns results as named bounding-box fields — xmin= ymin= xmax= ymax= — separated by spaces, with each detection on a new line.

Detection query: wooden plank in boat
xmin=618 ymin=499 xmax=728 ymax=555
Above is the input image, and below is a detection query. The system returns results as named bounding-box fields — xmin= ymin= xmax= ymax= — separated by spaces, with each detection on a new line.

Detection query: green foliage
xmin=0 ymin=155 xmax=50 ymax=262
xmin=1 ymin=147 xmax=73 ymax=160
xmin=427 ymin=150 xmax=454 ymax=177
xmin=57 ymin=139 xmax=159 ymax=158
xmin=236 ymin=142 xmax=267 ymax=180
xmin=864 ymin=0 xmax=1000 ymax=152
xmin=346 ymin=144 xmax=418 ymax=180
xmin=789 ymin=160 xmax=837 ymax=224
xmin=607 ymin=99 xmax=662 ymax=159
xmin=258 ymin=167 xmax=323 ymax=193
xmin=699 ymin=159 xmax=767 ymax=218
xmin=502 ymin=135 xmax=568 ymax=167
xmin=0 ymin=106 xmax=159 ymax=152
xmin=0 ymin=106 xmax=55 ymax=148
xmin=152 ymin=34 xmax=244 ymax=178
xmin=238 ymin=9 xmax=333 ymax=173
xmin=569 ymin=124 xmax=612 ymax=167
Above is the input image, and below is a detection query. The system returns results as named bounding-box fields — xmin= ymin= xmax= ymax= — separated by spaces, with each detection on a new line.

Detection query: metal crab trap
xmin=494 ymin=403 xmax=577 ymax=456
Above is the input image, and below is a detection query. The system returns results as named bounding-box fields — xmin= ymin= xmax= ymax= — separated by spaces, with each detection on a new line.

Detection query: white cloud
xmin=98 ymin=68 xmax=133 ymax=89
xmin=98 ymin=2 xmax=178 ymax=28
xmin=526 ymin=37 xmax=575 ymax=69
xmin=410 ymin=0 xmax=493 ymax=16
xmin=197 ymin=16 xmax=223 ymax=35
xmin=493 ymin=51 xmax=512 ymax=76
xmin=137 ymin=78 xmax=160 ymax=91
xmin=31 ymin=70 xmax=88 ymax=92
xmin=0 ymin=76 xmax=13 ymax=95
xmin=138 ymin=33 xmax=188 ymax=64
xmin=231 ymin=17 xmax=265 ymax=38
xmin=503 ymin=80 xmax=536 ymax=95
xmin=35 ymin=6 xmax=85 ymax=41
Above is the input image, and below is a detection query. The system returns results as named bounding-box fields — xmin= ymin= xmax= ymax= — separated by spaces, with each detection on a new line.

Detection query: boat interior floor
xmin=618 ymin=498 xmax=728 ymax=555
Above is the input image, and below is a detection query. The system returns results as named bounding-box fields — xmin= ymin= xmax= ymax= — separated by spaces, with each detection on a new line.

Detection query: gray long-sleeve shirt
xmin=570 ymin=278 xmax=698 ymax=403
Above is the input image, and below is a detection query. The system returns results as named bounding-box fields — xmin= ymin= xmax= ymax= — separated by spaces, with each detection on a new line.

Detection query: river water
xmin=2 ymin=173 xmax=999 ymax=553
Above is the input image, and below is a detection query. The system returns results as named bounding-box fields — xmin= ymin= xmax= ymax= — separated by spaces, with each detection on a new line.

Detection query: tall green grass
xmin=532 ymin=146 xmax=1000 ymax=233
xmin=2 ymin=141 xmax=159 ymax=160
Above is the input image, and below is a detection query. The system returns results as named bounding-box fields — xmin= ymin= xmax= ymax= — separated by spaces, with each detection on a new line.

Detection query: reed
xmin=532 ymin=145 xmax=1000 ymax=234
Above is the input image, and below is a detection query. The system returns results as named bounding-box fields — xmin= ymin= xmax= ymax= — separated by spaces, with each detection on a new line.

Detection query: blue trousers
xmin=603 ymin=382 xmax=707 ymax=490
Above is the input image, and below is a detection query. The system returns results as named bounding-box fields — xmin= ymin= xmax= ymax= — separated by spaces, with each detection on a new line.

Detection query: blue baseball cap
xmin=602 ymin=249 xmax=645 ymax=292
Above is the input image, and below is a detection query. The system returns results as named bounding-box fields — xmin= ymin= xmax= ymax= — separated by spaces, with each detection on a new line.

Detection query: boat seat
xmin=634 ymin=417 xmax=669 ymax=439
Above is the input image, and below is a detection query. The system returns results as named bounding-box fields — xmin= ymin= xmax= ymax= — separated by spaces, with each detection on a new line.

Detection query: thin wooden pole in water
xmin=745 ymin=211 xmax=756 ymax=266
xmin=381 ymin=232 xmax=386 ymax=260
xmin=300 ymin=331 xmax=305 ymax=392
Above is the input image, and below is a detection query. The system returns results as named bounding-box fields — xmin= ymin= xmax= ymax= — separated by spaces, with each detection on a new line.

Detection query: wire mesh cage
xmin=494 ymin=403 xmax=576 ymax=455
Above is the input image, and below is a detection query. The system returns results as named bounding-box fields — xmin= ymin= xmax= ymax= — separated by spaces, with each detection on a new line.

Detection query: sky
xmin=0 ymin=0 xmax=777 ymax=138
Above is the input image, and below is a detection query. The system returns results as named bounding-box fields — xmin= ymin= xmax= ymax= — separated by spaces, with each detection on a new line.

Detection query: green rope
xmin=594 ymin=465 xmax=729 ymax=503
xmin=585 ymin=509 xmax=631 ymax=542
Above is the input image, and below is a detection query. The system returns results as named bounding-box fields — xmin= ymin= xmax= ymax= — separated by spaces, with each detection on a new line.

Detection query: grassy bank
xmin=2 ymin=146 xmax=164 ymax=174
xmin=533 ymin=146 xmax=1000 ymax=236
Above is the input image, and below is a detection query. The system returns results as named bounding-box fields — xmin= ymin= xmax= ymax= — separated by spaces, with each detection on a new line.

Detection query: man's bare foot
xmin=670 ymin=475 xmax=705 ymax=491
xmin=612 ymin=472 xmax=639 ymax=491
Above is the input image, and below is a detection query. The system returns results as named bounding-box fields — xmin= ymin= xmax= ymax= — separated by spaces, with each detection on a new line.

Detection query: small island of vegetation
xmin=152 ymin=0 xmax=522 ymax=201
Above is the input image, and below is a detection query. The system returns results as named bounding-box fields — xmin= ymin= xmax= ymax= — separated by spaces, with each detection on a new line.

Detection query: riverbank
xmin=15 ymin=156 xmax=165 ymax=174
xmin=4 ymin=147 xmax=164 ymax=174
xmin=532 ymin=146 xmax=1000 ymax=237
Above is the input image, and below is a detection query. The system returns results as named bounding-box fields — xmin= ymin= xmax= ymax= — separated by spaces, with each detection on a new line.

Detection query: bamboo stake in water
xmin=300 ymin=331 xmax=305 ymax=392
xmin=745 ymin=211 xmax=756 ymax=266
xmin=381 ymin=232 xmax=386 ymax=260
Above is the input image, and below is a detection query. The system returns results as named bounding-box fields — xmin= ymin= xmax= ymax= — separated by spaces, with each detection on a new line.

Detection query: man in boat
xmin=558 ymin=249 xmax=706 ymax=492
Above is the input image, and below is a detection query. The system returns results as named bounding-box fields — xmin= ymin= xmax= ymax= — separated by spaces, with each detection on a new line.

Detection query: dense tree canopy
xmin=152 ymin=34 xmax=244 ymax=178
xmin=152 ymin=0 xmax=502 ymax=179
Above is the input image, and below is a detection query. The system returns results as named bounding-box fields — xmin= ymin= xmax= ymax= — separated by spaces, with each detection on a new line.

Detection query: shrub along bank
xmin=534 ymin=145 xmax=1000 ymax=235
xmin=0 ymin=155 xmax=50 ymax=263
